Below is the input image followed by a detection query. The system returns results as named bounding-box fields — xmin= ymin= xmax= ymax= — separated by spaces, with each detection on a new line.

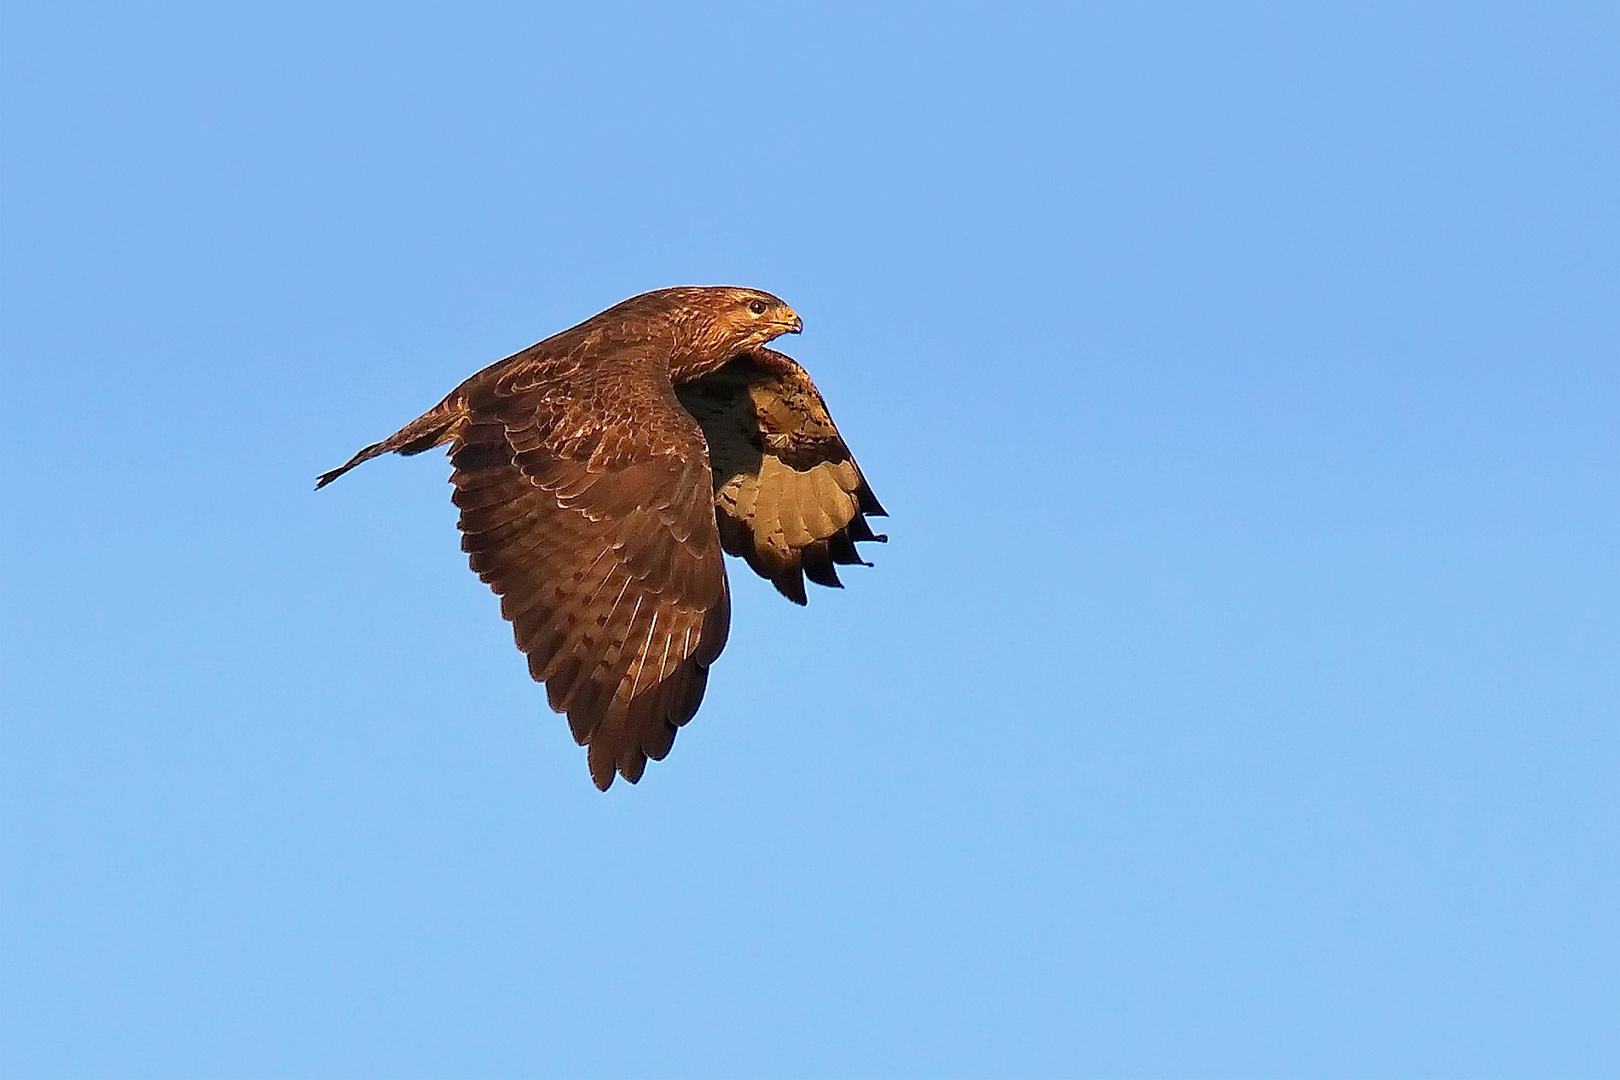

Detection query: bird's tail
xmin=315 ymin=395 xmax=467 ymax=489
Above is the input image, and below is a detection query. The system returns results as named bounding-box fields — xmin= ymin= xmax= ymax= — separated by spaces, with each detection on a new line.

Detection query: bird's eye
xmin=748 ymin=299 xmax=769 ymax=315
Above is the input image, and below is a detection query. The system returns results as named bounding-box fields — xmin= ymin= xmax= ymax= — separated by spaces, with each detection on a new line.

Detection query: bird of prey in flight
xmin=317 ymin=287 xmax=885 ymax=789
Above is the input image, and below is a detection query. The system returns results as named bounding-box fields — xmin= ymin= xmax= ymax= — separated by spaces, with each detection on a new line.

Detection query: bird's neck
xmin=667 ymin=346 xmax=741 ymax=385
xmin=565 ymin=308 xmax=747 ymax=384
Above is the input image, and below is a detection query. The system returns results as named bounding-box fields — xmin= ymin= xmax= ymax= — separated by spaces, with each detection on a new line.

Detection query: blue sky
xmin=2 ymin=3 xmax=1615 ymax=1077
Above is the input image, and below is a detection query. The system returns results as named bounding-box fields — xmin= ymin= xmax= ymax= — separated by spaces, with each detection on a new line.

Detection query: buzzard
xmin=317 ymin=287 xmax=885 ymax=789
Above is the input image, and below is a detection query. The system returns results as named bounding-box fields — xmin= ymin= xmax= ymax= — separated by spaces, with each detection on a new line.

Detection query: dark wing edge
xmin=676 ymin=348 xmax=887 ymax=605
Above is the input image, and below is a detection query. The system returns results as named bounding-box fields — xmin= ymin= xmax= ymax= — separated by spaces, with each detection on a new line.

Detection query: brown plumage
xmin=317 ymin=286 xmax=885 ymax=789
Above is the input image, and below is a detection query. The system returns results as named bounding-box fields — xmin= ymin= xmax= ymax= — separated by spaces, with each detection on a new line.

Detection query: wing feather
xmin=452 ymin=349 xmax=730 ymax=789
xmin=676 ymin=348 xmax=886 ymax=605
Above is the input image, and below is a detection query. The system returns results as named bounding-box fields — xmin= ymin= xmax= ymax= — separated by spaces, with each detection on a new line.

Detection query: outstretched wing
xmin=453 ymin=349 xmax=730 ymax=789
xmin=676 ymin=348 xmax=886 ymax=605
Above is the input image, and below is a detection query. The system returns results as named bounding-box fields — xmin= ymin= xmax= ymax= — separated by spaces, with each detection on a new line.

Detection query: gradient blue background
xmin=3 ymin=3 xmax=1616 ymax=1077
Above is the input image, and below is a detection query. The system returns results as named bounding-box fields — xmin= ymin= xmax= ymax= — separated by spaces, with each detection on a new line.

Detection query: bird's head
xmin=599 ymin=285 xmax=803 ymax=380
xmin=696 ymin=286 xmax=803 ymax=354
xmin=640 ymin=285 xmax=799 ymax=365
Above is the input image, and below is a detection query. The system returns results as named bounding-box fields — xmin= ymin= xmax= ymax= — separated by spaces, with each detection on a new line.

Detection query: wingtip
xmin=314 ymin=465 xmax=347 ymax=490
xmin=773 ymin=575 xmax=809 ymax=606
xmin=856 ymin=483 xmax=888 ymax=518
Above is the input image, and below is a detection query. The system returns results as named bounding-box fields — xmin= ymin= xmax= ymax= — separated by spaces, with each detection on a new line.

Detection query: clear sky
xmin=2 ymin=3 xmax=1615 ymax=1077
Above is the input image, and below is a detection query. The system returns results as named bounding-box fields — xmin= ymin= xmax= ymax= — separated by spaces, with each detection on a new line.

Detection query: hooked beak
xmin=780 ymin=309 xmax=803 ymax=334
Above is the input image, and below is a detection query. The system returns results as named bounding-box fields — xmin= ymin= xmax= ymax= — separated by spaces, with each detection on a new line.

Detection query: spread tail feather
xmin=315 ymin=396 xmax=466 ymax=489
